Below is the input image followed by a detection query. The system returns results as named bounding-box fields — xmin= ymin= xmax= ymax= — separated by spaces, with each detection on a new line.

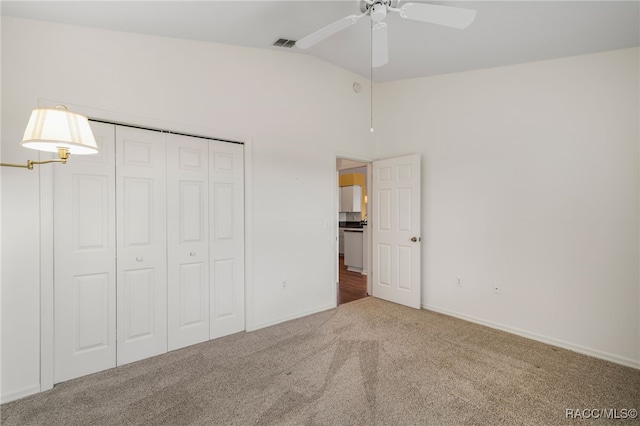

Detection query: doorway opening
xmin=336 ymin=157 xmax=370 ymax=305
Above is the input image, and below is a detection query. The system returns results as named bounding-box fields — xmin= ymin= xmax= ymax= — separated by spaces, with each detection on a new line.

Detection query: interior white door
xmin=116 ymin=126 xmax=168 ymax=365
xmin=53 ymin=121 xmax=117 ymax=383
xmin=167 ymin=133 xmax=210 ymax=351
xmin=371 ymin=154 xmax=421 ymax=309
xmin=210 ymin=141 xmax=245 ymax=339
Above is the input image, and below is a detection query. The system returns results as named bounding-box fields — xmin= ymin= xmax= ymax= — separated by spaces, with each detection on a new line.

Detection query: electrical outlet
xmin=493 ymin=283 xmax=501 ymax=295
xmin=456 ymin=277 xmax=462 ymax=287
xmin=282 ymin=280 xmax=287 ymax=289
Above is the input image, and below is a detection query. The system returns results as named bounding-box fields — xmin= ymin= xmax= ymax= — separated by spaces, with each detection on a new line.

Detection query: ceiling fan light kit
xmin=296 ymin=0 xmax=477 ymax=68
xmin=370 ymin=3 xmax=387 ymax=22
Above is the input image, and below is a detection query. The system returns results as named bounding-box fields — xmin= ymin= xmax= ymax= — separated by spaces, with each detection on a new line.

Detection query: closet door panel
xmin=167 ymin=134 xmax=210 ymax=351
xmin=210 ymin=142 xmax=245 ymax=339
xmin=54 ymin=121 xmax=116 ymax=383
xmin=116 ymin=126 xmax=167 ymax=366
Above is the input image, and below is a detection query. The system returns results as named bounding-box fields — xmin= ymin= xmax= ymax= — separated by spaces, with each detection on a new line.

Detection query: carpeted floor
xmin=2 ymin=297 xmax=639 ymax=425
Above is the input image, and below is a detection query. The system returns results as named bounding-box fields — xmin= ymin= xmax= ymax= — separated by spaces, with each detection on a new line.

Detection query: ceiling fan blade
xmin=372 ymin=23 xmax=389 ymax=68
xmin=296 ymin=14 xmax=366 ymax=49
xmin=399 ymin=3 xmax=476 ymax=29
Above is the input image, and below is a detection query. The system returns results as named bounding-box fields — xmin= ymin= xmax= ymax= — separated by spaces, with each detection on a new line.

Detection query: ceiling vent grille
xmin=273 ymin=38 xmax=297 ymax=48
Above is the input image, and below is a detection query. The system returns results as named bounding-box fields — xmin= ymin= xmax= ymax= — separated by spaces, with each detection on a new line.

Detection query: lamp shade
xmin=21 ymin=107 xmax=98 ymax=155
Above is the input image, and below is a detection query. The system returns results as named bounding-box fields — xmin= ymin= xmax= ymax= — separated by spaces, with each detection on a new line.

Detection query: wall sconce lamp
xmin=0 ymin=105 xmax=98 ymax=170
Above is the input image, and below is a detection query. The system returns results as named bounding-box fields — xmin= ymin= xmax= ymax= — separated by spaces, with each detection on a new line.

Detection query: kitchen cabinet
xmin=344 ymin=229 xmax=363 ymax=272
xmin=340 ymin=185 xmax=362 ymax=213
xmin=339 ymin=172 xmax=366 ymax=219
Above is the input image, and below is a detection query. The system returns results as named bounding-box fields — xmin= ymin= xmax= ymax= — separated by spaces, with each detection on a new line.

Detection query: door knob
xmin=136 ymin=257 xmax=143 ymax=262
xmin=190 ymin=251 xmax=196 ymax=257
xmin=410 ymin=237 xmax=421 ymax=242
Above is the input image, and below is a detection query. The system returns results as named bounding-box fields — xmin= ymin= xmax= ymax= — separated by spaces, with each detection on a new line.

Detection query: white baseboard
xmin=423 ymin=303 xmax=640 ymax=370
xmin=247 ymin=303 xmax=336 ymax=332
xmin=1 ymin=383 xmax=41 ymax=404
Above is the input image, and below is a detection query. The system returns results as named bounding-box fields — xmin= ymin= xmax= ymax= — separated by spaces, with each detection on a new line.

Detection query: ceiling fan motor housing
xmin=359 ymin=0 xmax=399 ymax=14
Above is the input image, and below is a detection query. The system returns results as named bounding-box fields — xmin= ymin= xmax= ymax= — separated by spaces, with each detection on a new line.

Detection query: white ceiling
xmin=2 ymin=1 xmax=639 ymax=82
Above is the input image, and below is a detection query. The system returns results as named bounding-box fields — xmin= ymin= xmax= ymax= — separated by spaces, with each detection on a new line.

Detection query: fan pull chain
xmin=370 ymin=20 xmax=374 ymax=133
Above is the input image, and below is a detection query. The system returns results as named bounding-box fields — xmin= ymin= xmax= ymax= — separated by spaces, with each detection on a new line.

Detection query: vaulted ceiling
xmin=2 ymin=1 xmax=639 ymax=82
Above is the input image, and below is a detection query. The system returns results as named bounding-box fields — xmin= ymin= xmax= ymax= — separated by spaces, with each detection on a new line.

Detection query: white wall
xmin=375 ymin=48 xmax=640 ymax=367
xmin=0 ymin=16 xmax=374 ymax=402
xmin=2 ymin=15 xmax=638 ymax=404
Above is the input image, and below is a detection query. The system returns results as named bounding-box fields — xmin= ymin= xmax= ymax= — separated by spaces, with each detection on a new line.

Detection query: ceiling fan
xmin=296 ymin=0 xmax=477 ymax=68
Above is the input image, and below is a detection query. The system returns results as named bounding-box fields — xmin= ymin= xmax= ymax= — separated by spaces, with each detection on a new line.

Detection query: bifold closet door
xmin=54 ymin=122 xmax=245 ymax=381
xmin=53 ymin=121 xmax=117 ymax=383
xmin=210 ymin=141 xmax=245 ymax=339
xmin=116 ymin=127 xmax=168 ymax=366
xmin=167 ymin=134 xmax=210 ymax=351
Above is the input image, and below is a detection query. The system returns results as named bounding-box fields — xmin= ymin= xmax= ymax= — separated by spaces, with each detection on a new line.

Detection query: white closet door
xmin=167 ymin=134 xmax=210 ymax=351
xmin=116 ymin=126 xmax=168 ymax=366
xmin=54 ymin=121 xmax=116 ymax=383
xmin=210 ymin=141 xmax=245 ymax=339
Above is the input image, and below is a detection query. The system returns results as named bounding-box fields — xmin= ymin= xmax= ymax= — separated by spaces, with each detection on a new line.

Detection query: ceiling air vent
xmin=273 ymin=38 xmax=297 ymax=48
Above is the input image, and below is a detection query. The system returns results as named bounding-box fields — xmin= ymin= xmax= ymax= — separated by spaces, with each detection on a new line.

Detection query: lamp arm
xmin=0 ymin=149 xmax=69 ymax=170
xmin=0 ymin=161 xmax=34 ymax=170
xmin=0 ymin=158 xmax=67 ymax=170
xmin=0 ymin=148 xmax=70 ymax=170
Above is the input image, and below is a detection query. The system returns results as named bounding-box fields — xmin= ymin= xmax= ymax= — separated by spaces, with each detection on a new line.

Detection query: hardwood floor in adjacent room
xmin=338 ymin=255 xmax=367 ymax=305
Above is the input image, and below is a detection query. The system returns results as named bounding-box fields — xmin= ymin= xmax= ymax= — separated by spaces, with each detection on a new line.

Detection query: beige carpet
xmin=2 ymin=297 xmax=639 ymax=425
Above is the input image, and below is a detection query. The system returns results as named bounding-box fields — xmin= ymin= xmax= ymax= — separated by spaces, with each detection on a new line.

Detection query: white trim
xmin=243 ymin=137 xmax=255 ymax=331
xmin=334 ymin=169 xmax=339 ymax=307
xmin=1 ymin=384 xmax=41 ymax=404
xmin=38 ymin=98 xmax=253 ymax=390
xmin=424 ymin=303 xmax=640 ymax=370
xmin=248 ymin=303 xmax=336 ymax=332
xmin=38 ymin=149 xmax=55 ymax=392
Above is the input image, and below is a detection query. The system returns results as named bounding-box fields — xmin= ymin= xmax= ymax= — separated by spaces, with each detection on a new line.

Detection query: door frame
xmin=335 ymin=156 xmax=373 ymax=305
xmin=37 ymin=98 xmax=253 ymax=392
